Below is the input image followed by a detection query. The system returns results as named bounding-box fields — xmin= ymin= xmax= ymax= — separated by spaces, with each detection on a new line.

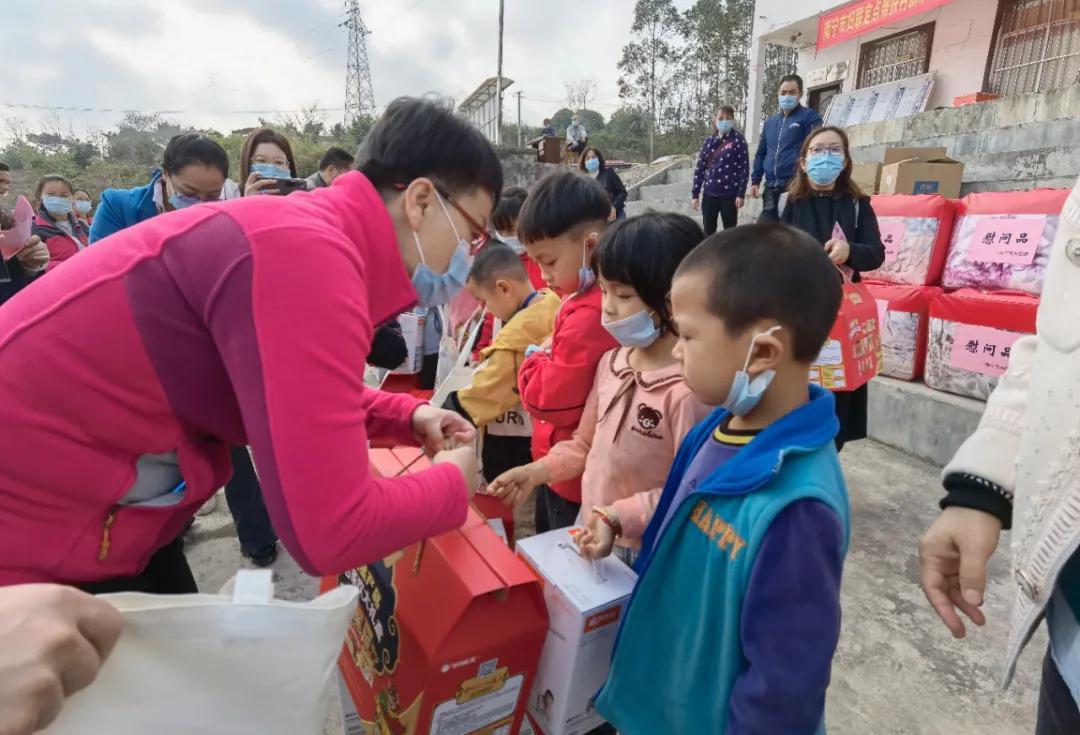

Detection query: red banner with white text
xmin=818 ymin=0 xmax=955 ymax=51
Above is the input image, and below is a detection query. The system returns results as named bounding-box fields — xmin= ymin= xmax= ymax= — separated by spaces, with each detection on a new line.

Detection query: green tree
xmin=550 ymin=108 xmax=573 ymax=133
xmin=617 ymin=0 xmax=683 ymax=161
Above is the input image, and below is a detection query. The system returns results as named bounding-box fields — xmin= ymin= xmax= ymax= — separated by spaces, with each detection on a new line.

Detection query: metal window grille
xmin=989 ymin=0 xmax=1080 ymax=96
xmin=858 ymin=24 xmax=934 ymax=89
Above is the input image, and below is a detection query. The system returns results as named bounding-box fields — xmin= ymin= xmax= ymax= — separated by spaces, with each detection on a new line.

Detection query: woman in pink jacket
xmin=490 ymin=213 xmax=711 ymax=565
xmin=0 ymin=97 xmax=497 ymax=593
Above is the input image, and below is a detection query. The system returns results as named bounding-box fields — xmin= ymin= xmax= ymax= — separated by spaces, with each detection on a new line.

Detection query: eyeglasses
xmin=393 ymin=181 xmax=491 ymax=253
xmin=808 ymin=145 xmax=845 ymax=156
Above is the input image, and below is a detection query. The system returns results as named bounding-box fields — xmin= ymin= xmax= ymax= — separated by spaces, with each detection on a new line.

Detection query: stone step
xmin=624 ymin=199 xmax=697 ymax=217
xmin=868 ymin=377 xmax=984 ymax=467
xmin=638 ymin=181 xmax=692 ymax=201
xmin=667 ymin=167 xmax=696 ymax=185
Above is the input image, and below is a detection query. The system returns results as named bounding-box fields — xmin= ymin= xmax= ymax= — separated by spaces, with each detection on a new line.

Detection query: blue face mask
xmin=806 ymin=153 xmax=846 ymax=187
xmin=722 ymin=326 xmax=782 ymax=417
xmin=410 ymin=191 xmax=472 ymax=309
xmin=169 ymin=192 xmax=203 ymax=210
xmin=74 ymin=200 xmax=92 ymax=215
xmin=577 ymin=240 xmax=595 ymax=295
xmin=42 ymin=195 xmax=72 ymax=218
xmin=251 ymin=162 xmax=291 ymax=180
xmin=716 ymin=119 xmax=733 ymax=135
xmin=498 ymin=233 xmax=526 ymax=256
xmin=778 ymin=94 xmax=799 ymax=112
xmin=603 ymin=309 xmax=660 ymax=348
xmin=585 ymin=158 xmax=600 ymax=174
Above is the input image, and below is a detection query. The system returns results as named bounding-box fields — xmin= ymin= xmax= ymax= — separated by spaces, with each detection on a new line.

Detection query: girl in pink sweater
xmin=490 ymin=213 xmax=710 ymax=564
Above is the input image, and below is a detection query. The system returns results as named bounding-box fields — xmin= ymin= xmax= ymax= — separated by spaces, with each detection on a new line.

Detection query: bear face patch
xmin=631 ymin=403 xmax=664 ymax=440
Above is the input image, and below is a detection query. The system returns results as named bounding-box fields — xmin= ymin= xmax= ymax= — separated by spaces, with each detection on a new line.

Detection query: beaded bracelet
xmin=592 ymin=506 xmax=622 ymax=537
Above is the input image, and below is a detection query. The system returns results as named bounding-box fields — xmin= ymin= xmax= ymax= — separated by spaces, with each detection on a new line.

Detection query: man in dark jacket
xmin=751 ymin=74 xmax=822 ymax=221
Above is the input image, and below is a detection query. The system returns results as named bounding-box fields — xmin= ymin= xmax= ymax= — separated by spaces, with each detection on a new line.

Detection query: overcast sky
xmin=3 ymin=0 xmax=697 ymax=138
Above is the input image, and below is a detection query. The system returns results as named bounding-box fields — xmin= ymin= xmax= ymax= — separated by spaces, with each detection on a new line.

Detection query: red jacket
xmin=518 ymin=285 xmax=617 ymax=503
xmin=0 ymin=172 xmax=468 ymax=585
xmin=32 ymin=210 xmax=89 ymax=271
xmin=522 ymin=254 xmax=545 ymax=291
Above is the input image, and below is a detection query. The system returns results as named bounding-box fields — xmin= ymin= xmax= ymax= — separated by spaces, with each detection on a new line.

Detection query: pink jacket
xmin=0 ymin=172 xmax=468 ymax=585
xmin=539 ymin=348 xmax=709 ymax=546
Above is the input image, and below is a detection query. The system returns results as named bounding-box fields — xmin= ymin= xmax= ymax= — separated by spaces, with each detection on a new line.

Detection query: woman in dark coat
xmin=762 ymin=125 xmax=885 ymax=451
xmin=579 ymin=147 xmax=628 ymax=221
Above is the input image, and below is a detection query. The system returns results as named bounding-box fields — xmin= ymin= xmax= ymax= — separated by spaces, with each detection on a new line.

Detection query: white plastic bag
xmin=44 ymin=570 xmax=359 ymax=735
xmin=431 ymin=309 xmax=488 ymax=408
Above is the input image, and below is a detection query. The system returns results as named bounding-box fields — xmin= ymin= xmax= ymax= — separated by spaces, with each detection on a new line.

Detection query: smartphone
xmin=271 ymin=177 xmax=308 ymax=195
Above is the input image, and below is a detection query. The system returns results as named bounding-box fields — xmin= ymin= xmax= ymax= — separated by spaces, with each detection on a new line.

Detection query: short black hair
xmin=468 ymin=243 xmax=528 ymax=287
xmin=780 ymin=74 xmax=804 ymax=93
xmin=492 ymin=187 xmax=528 ymax=233
xmin=676 ymin=223 xmax=841 ymax=362
xmin=319 ymin=146 xmax=355 ymax=171
xmin=595 ymin=212 xmax=703 ymax=335
xmin=517 ymin=171 xmax=610 ymax=244
xmin=0 ymin=161 xmax=9 ymax=172
xmin=162 ymin=133 xmax=230 ymax=178
xmin=357 ymin=96 xmax=503 ymax=204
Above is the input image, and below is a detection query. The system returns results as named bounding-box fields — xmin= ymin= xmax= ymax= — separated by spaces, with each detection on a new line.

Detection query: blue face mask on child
xmin=410 ymin=190 xmax=472 ymax=308
xmin=577 ymin=240 xmax=595 ymax=295
xmin=585 ymin=158 xmax=600 ymax=174
xmin=805 ymin=153 xmax=845 ymax=187
xmin=603 ymin=309 xmax=660 ymax=348
xmin=716 ymin=120 xmax=733 ymax=135
xmin=42 ymin=195 xmax=72 ymax=218
xmin=251 ymin=162 xmax=291 ymax=179
xmin=498 ymin=233 xmax=526 ymax=256
xmin=722 ymin=326 xmax=782 ymax=417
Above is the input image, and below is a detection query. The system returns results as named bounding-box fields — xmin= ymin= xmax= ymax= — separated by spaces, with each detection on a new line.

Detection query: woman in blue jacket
xmin=88 ymin=133 xmax=228 ymax=243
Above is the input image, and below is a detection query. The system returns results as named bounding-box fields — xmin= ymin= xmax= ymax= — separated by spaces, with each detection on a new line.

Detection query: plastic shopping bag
xmin=43 ymin=570 xmax=359 ymax=735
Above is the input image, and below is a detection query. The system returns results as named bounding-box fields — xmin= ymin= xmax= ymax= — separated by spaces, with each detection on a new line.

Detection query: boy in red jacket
xmin=512 ymin=172 xmax=617 ymax=532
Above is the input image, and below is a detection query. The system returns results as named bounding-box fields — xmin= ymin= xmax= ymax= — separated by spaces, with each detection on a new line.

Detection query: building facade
xmin=747 ymin=0 xmax=1080 ymax=140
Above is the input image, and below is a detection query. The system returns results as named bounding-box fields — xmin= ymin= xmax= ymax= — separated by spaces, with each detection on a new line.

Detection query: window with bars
xmin=988 ymin=0 xmax=1080 ymax=96
xmin=858 ymin=24 xmax=934 ymax=89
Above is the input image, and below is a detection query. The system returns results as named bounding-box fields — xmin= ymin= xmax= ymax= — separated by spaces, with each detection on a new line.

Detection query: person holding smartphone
xmin=240 ymin=128 xmax=307 ymax=198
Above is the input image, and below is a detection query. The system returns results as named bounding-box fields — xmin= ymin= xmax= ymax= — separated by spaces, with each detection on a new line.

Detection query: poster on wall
xmin=823 ymin=72 xmax=936 ymax=128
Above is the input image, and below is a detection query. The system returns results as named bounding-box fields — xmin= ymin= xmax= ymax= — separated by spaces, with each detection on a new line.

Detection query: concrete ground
xmin=186 ymin=440 xmax=1042 ymax=734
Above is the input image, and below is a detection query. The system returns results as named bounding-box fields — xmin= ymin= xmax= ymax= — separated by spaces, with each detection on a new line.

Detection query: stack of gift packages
xmin=864 ymin=184 xmax=1067 ymax=401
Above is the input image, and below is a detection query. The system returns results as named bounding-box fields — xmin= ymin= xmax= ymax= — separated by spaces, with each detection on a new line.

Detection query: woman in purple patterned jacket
xmin=691 ymin=105 xmax=749 ymax=235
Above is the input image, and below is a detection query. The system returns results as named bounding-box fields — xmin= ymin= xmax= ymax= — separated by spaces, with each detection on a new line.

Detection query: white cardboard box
xmin=389 ymin=310 xmax=426 ymax=375
xmin=516 ymin=529 xmax=638 ymax=735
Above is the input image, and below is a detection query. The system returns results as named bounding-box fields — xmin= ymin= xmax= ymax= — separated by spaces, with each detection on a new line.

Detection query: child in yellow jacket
xmin=446 ymin=243 xmax=561 ymax=480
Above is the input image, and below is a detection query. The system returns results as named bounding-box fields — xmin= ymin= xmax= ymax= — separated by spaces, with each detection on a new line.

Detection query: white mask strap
xmin=434 ymin=189 xmax=465 ymax=245
xmin=742 ymin=325 xmax=783 ymax=372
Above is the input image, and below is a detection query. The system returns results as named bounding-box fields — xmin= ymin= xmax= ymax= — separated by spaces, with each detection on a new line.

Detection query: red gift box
xmin=323 ymin=507 xmax=547 ymax=735
xmin=809 ymin=274 xmax=882 ymax=392
xmin=864 ymin=282 xmax=943 ymax=380
xmin=867 ymin=194 xmax=955 ymax=286
xmin=925 ymin=289 xmax=1039 ymax=400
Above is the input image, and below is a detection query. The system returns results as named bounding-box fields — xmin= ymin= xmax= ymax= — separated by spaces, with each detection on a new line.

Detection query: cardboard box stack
xmin=865 ymin=158 xmax=1066 ymax=401
xmin=878 ymin=147 xmax=964 ymax=199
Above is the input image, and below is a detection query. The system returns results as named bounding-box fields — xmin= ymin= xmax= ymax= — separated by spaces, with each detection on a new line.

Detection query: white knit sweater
xmin=945 ymin=174 xmax=1080 ymax=687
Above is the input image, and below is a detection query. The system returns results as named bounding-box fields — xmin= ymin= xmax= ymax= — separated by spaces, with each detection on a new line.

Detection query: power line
xmin=0 ymin=101 xmax=345 ymax=117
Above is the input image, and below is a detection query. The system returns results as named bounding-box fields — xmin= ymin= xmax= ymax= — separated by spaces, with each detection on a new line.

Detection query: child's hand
xmin=576 ymin=508 xmax=618 ymax=559
xmin=487 ymin=463 xmax=548 ymax=507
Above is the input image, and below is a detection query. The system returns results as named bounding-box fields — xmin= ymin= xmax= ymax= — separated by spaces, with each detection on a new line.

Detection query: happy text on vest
xmin=690 ymin=500 xmax=746 ymax=561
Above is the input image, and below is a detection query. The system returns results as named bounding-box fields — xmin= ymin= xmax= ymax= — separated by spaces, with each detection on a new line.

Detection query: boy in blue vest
xmin=594 ymin=223 xmax=850 ymax=734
